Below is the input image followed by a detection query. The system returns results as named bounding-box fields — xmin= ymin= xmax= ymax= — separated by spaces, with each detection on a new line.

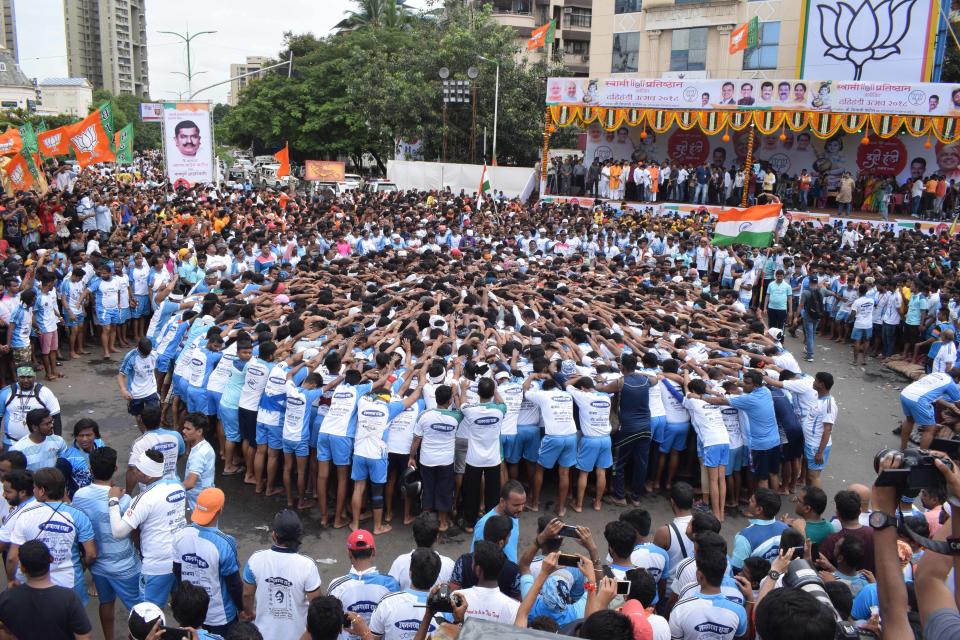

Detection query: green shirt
xmin=805 ymin=519 xmax=836 ymax=544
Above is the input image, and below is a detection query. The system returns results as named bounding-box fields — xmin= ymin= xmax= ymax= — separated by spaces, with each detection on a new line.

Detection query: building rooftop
xmin=0 ymin=49 xmax=32 ymax=88
xmin=39 ymin=77 xmax=92 ymax=87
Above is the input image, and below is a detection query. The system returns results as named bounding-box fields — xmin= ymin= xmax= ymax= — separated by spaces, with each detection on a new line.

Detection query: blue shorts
xmin=156 ymin=353 xmax=174 ymax=373
xmin=725 ymin=446 xmax=746 ymax=475
xmin=851 ymin=327 xmax=872 ymax=341
xmin=219 ymin=405 xmax=240 ymax=443
xmin=660 ymin=422 xmax=690 ymax=453
xmin=576 ymin=435 xmax=613 ymax=471
xmin=316 ymin=432 xmax=354 ymax=465
xmin=133 ymin=294 xmax=150 ymax=318
xmin=92 ymin=572 xmax=140 ymax=608
xmin=804 ymin=443 xmax=832 ymax=471
xmin=173 ymin=374 xmax=188 ymax=399
xmin=501 ymin=434 xmax=523 ymax=464
xmin=206 ymin=391 xmax=222 ymax=416
xmin=97 ymin=307 xmax=121 ymax=325
xmin=516 ymin=425 xmax=541 ymax=463
xmin=256 ymin=422 xmax=283 ymax=449
xmin=835 ymin=310 xmax=850 ymax=322
xmin=120 ymin=307 xmax=131 ymax=323
xmin=186 ymin=387 xmax=208 ymax=415
xmin=140 ymin=573 xmax=176 ymax=607
xmin=283 ymin=438 xmax=309 ymax=457
xmin=351 ymin=455 xmax=388 ymax=483
xmin=703 ymin=443 xmax=731 ymax=468
xmin=650 ymin=416 xmax=667 ymax=443
xmin=310 ymin=415 xmax=322 ymax=451
xmin=538 ymin=434 xmax=577 ymax=469
xmin=64 ymin=312 xmax=85 ymax=328
xmin=901 ymin=396 xmax=936 ymax=426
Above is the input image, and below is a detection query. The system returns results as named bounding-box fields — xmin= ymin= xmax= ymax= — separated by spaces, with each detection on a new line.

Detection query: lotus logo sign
xmin=71 ymin=124 xmax=99 ymax=156
xmin=9 ymin=164 xmax=24 ymax=186
xmin=0 ymin=140 xmax=14 ymax=153
xmin=42 ymin=133 xmax=61 ymax=149
xmin=817 ymin=0 xmax=917 ymax=80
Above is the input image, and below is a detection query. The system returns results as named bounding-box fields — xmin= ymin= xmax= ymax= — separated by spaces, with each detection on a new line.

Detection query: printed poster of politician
xmin=163 ymin=102 xmax=214 ymax=187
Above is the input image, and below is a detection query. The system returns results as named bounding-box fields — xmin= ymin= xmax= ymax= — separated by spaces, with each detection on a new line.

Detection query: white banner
xmin=546 ymin=76 xmax=960 ymax=116
xmin=162 ymin=103 xmax=214 ymax=187
xmin=139 ymin=103 xmax=162 ymax=122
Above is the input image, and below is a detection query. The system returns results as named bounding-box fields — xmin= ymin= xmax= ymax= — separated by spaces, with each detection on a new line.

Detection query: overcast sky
xmin=16 ymin=0 xmax=430 ymax=104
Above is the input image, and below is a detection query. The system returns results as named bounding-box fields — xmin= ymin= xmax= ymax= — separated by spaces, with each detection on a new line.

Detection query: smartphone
xmin=790 ymin=546 xmax=804 ymax=560
xmin=558 ymin=553 xmax=580 ymax=567
xmin=615 ymin=580 xmax=631 ymax=595
xmin=558 ymin=524 xmax=580 ymax=539
xmin=810 ymin=542 xmax=820 ymax=561
xmin=162 ymin=627 xmax=192 ymax=640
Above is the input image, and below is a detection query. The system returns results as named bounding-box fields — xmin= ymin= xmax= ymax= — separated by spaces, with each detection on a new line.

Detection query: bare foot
xmin=593 ymin=500 xmax=602 ymax=511
xmin=383 ymin=513 xmax=393 ymax=524
xmin=255 ymin=485 xmax=265 ymax=494
xmin=349 ymin=522 xmax=359 ymax=532
xmin=571 ymin=504 xmax=583 ymax=513
xmin=525 ymin=503 xmax=540 ymax=512
xmin=243 ymin=475 xmax=256 ymax=485
xmin=403 ymin=515 xmax=416 ymax=526
xmin=374 ymin=524 xmax=393 ymax=535
xmin=298 ymin=499 xmax=317 ymax=510
xmin=265 ymin=488 xmax=283 ymax=497
xmin=319 ymin=515 xmax=329 ymax=528
xmin=556 ymin=506 xmax=567 ymax=517
xmin=333 ymin=519 xmax=349 ymax=529
xmin=358 ymin=511 xmax=372 ymax=522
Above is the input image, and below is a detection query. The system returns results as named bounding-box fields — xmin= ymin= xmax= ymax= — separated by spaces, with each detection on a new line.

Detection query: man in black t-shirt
xmin=449 ymin=513 xmax=521 ymax=599
xmin=0 ymin=539 xmax=92 ymax=639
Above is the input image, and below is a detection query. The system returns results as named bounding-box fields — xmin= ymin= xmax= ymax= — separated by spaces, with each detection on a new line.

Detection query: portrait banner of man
xmin=162 ymin=102 xmax=214 ymax=186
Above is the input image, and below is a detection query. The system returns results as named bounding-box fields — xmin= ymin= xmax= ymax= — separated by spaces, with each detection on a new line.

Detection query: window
xmin=743 ymin=21 xmax=780 ymax=70
xmin=670 ymin=27 xmax=707 ymax=71
xmin=0 ymin=63 xmax=7 ymax=72
xmin=675 ymin=0 xmax=705 ymax=4
xmin=615 ymin=0 xmax=642 ymax=13
xmin=563 ymin=8 xmax=591 ymax=29
xmin=564 ymin=40 xmax=590 ymax=56
xmin=611 ymin=32 xmax=641 ymax=73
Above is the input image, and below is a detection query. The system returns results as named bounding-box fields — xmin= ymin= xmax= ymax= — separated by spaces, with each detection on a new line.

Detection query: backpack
xmin=5 ymin=383 xmax=47 ymax=410
xmin=805 ymin=289 xmax=824 ymax=320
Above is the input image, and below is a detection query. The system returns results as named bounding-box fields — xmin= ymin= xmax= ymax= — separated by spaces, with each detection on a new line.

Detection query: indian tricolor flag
xmin=477 ymin=162 xmax=491 ymax=209
xmin=713 ymin=203 xmax=781 ymax=247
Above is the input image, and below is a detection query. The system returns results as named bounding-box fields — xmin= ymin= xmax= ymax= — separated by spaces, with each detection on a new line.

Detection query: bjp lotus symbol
xmin=9 ymin=164 xmax=23 ymax=186
xmin=817 ymin=0 xmax=917 ymax=80
xmin=42 ymin=132 xmax=61 ymax=151
xmin=71 ymin=124 xmax=98 ymax=157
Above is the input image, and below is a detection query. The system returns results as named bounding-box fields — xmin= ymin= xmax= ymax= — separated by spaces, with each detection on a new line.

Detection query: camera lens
xmin=874 ymin=447 xmax=899 ymax=473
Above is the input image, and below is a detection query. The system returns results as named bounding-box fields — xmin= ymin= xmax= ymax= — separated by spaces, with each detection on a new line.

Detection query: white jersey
xmin=355 ymin=396 xmax=404 ymax=459
xmin=524 ymin=388 xmax=576 ymax=436
xmin=460 ymin=402 xmax=507 ymax=467
xmin=370 ymin=590 xmax=437 ymax=640
xmin=206 ymin=343 xmax=238 ymax=394
xmin=641 ymin=368 xmax=665 ymax=417
xmin=129 ymin=428 xmax=184 ymax=484
xmin=806 ymin=394 xmax=838 ymax=448
xmin=718 ymin=406 xmax=745 ymax=450
xmin=238 ymin=358 xmax=271 ymax=411
xmin=387 ymin=549 xmax=455 ymax=591
xmin=454 ymin=585 xmax=520 ymax=625
xmin=242 ymin=548 xmax=322 ymax=640
xmin=669 ymin=591 xmax=747 ymax=640
xmin=567 ymin=388 xmax=613 ymax=437
xmin=121 ymin=478 xmax=187 ymax=575
xmin=413 ymin=408 xmax=462 ymax=467
xmin=659 ymin=379 xmax=690 ymax=424
xmin=682 ymin=398 xmax=730 ymax=448
xmin=386 ymin=399 xmax=423 ymax=455
xmin=498 ymin=381 xmax=524 ymax=436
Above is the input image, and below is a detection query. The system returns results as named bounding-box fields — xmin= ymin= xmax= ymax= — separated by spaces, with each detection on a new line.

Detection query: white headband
xmin=135 ymin=453 xmax=165 ymax=478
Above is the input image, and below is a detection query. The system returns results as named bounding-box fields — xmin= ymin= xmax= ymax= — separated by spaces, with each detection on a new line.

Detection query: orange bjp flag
xmin=0 ymin=128 xmax=23 ymax=156
xmin=274 ymin=143 xmax=290 ymax=178
xmin=37 ymin=125 xmax=71 ymax=157
xmin=67 ymin=109 xmax=115 ymax=168
xmin=729 ymin=22 xmax=749 ymax=54
xmin=5 ymin=154 xmax=36 ymax=192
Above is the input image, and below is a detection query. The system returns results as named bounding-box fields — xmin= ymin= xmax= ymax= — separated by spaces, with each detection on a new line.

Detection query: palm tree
xmin=335 ymin=0 xmax=417 ymax=31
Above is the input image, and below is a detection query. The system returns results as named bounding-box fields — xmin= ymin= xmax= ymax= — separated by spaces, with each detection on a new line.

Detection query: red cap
xmin=347 ymin=529 xmax=375 ymax=551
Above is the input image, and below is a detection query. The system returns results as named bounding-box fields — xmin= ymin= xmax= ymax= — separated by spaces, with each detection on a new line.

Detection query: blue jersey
xmin=728 ymin=387 xmax=780 ymax=451
xmin=59 ymin=439 xmax=105 ymax=493
xmin=7 ymin=304 xmax=32 ymax=348
xmin=282 ymin=381 xmax=324 ymax=443
xmin=72 ymin=484 xmax=141 ymax=579
xmin=174 ymin=524 xmax=241 ymax=627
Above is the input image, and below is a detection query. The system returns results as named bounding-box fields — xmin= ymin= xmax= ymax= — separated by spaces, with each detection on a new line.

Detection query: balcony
xmin=488 ymin=0 xmax=536 ymax=28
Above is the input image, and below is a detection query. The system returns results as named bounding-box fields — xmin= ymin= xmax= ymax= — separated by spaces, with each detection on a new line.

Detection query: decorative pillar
xmin=716 ymin=25 xmax=734 ymax=76
xmin=741 ymin=123 xmax=755 ymax=208
xmin=540 ymin=107 xmax=553 ymax=197
xmin=646 ymin=30 xmax=662 ymax=75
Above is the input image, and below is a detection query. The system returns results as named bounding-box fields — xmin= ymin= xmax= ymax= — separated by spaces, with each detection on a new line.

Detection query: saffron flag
xmin=67 ymin=108 xmax=116 ymax=168
xmin=114 ymin=123 xmax=134 ymax=165
xmin=274 ymin=143 xmax=290 ymax=178
xmin=712 ymin=203 xmax=781 ymax=247
xmin=527 ymin=20 xmax=555 ymax=50
xmin=477 ymin=162 xmax=491 ymax=209
xmin=0 ymin=129 xmax=23 ymax=156
xmin=729 ymin=16 xmax=759 ymax=54
xmin=38 ymin=125 xmax=71 ymax=157
xmin=4 ymin=154 xmax=35 ymax=192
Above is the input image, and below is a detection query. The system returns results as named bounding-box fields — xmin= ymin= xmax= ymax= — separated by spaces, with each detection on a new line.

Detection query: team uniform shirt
xmin=238 ymin=357 xmax=271 ymax=412
xmin=328 ymin=567 xmax=400 ymax=640
xmin=851 ymin=296 xmax=876 ymax=330
xmin=119 ymin=350 xmax=159 ymax=399
xmin=413 ymin=408 xmax=463 ymax=466
xmin=185 ymin=440 xmax=216 ymax=508
xmin=668 ymin=591 xmax=748 ymax=640
xmin=72 ymin=485 xmax=140 ymax=581
xmin=629 ymin=542 xmax=671 ymax=587
xmin=282 ymin=381 xmax=324 ymax=445
xmin=659 ymin=379 xmax=690 ymax=424
xmin=935 ymin=341 xmax=959 ymax=372
xmin=129 ymin=428 xmax=185 ymax=485
xmin=121 ymin=478 xmax=187 ymax=575
xmin=806 ymin=395 xmax=838 ymax=449
xmin=525 ymin=388 xmax=576 ymax=436
xmin=682 ymin=398 xmax=731 ymax=448
xmin=59 ymin=279 xmax=86 ymax=322
xmin=902 ymin=372 xmax=960 ymax=406
xmin=370 ymin=589 xmax=437 ymax=640
xmin=567 ymin=388 xmax=613 ymax=436
xmin=7 ymin=304 xmax=32 ymax=349
xmin=35 ymin=289 xmax=60 ymax=333
xmin=387 ymin=549 xmax=455 ymax=591
xmin=174 ymin=524 xmax=241 ymax=626
xmin=727 ymin=388 xmax=780 ymax=451
xmin=189 ymin=347 xmax=223 ymax=395
xmin=11 ymin=435 xmax=67 ymax=471
xmin=497 ymin=381 xmax=524 ymax=437
xmin=459 ymin=402 xmax=508 ymax=467
xmin=386 ymin=398 xmax=424 ymax=455
xmin=242 ymin=546 xmax=322 ymax=640
xmin=88 ymin=275 xmax=123 ymax=313
xmin=206 ymin=343 xmax=238 ymax=396
xmin=453 ymin=585 xmax=520 ymax=625
xmin=355 ymin=396 xmax=406 ymax=459
xmin=322 ymin=382 xmax=373 ymax=437
xmin=10 ymin=501 xmax=94 ymax=591
xmin=0 ymin=383 xmax=61 ymax=443
xmin=256 ymin=363 xmax=291 ymax=426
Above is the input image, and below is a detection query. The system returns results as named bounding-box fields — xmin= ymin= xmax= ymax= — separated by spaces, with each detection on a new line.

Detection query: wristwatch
xmin=869 ymin=511 xmax=897 ymax=530
xmin=108 ymin=498 xmax=120 ymax=508
xmin=767 ymin=569 xmax=782 ymax=581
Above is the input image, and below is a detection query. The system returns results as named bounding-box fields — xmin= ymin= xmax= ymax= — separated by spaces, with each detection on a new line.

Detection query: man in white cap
xmin=109 ymin=449 xmax=187 ymax=607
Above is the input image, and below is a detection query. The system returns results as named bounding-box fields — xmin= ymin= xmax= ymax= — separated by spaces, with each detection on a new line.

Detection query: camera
xmin=874 ymin=445 xmax=954 ymax=491
xmin=427 ymin=583 xmax=463 ymax=613
xmin=781 ymin=559 xmax=863 ymax=640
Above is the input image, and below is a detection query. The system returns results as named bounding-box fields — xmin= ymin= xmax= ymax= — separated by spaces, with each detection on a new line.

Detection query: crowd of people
xmin=0 ymin=150 xmax=957 ymax=640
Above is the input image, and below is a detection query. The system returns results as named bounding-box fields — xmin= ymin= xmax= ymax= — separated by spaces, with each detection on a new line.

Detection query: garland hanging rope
xmin=546 ymin=106 xmax=960 ymax=143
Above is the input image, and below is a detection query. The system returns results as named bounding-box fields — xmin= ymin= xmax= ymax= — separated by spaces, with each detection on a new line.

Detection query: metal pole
xmin=471 ymin=80 xmax=477 ymax=164
xmin=159 ymin=30 xmax=217 ymax=97
xmin=186 ymin=37 xmax=192 ymax=96
xmin=442 ymin=101 xmax=448 ymax=163
xmin=188 ymin=58 xmax=294 ymax=100
xmin=492 ymin=62 xmax=499 ymax=165
xmin=483 ymin=127 xmax=487 ymax=160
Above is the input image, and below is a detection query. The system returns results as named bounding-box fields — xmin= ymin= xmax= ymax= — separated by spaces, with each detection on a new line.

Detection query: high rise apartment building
xmin=64 ymin=0 xmax=149 ymax=97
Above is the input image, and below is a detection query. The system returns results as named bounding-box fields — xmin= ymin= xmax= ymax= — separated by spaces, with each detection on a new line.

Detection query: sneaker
xmin=805 ymin=356 xmax=814 ymax=362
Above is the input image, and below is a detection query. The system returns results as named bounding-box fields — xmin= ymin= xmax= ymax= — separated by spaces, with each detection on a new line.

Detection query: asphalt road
xmin=43 ymin=329 xmax=903 ymax=638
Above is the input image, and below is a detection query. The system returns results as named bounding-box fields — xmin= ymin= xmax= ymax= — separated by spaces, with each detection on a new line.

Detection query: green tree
xmin=91 ymin=90 xmax=162 ymax=151
xmin=335 ymin=0 xmax=416 ymax=31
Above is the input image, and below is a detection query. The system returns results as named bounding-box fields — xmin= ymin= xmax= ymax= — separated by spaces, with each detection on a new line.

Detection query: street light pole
xmin=478 ymin=55 xmax=499 ymax=165
xmin=159 ymin=29 xmax=217 ymax=97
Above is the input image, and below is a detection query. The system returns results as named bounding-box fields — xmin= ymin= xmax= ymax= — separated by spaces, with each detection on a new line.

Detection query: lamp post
xmin=158 ymin=29 xmax=218 ymax=97
xmin=478 ymin=55 xmax=499 ymax=165
xmin=468 ymin=66 xmax=479 ymax=163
